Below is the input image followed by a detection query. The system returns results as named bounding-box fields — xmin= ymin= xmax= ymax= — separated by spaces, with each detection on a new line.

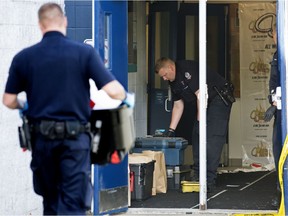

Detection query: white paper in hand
xmin=89 ymin=79 xmax=122 ymax=110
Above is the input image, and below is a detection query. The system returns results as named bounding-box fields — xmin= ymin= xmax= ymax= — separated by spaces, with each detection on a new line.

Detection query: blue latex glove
xmin=18 ymin=100 xmax=29 ymax=117
xmin=122 ymin=92 xmax=135 ymax=108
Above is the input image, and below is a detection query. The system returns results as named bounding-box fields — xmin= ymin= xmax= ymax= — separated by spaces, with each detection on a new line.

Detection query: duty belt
xmin=213 ymin=82 xmax=235 ymax=107
xmin=33 ymin=120 xmax=91 ymax=140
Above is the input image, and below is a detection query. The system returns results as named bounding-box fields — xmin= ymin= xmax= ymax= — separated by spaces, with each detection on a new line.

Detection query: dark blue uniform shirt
xmin=170 ymin=60 xmax=226 ymax=103
xmin=5 ymin=31 xmax=115 ymax=123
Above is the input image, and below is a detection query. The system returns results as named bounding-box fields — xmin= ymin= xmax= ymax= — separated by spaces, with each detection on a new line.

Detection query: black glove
xmin=264 ymin=105 xmax=277 ymax=122
xmin=165 ymin=128 xmax=176 ymax=137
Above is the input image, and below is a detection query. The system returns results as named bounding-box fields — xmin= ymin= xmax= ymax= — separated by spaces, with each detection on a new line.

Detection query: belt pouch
xmin=66 ymin=121 xmax=81 ymax=139
xmin=39 ymin=121 xmax=56 ymax=139
xmin=54 ymin=122 xmax=65 ymax=139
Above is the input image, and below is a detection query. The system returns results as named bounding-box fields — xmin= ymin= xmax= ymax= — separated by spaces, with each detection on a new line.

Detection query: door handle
xmin=165 ymin=98 xmax=171 ymax=112
xmin=168 ymin=85 xmax=172 ymax=101
xmin=165 ymin=86 xmax=172 ymax=112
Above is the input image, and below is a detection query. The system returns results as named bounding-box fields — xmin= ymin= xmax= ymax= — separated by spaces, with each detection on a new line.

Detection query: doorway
xmin=147 ymin=2 xmax=229 ymax=147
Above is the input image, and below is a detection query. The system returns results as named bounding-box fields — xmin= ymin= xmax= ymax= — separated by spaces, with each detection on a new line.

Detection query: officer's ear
xmin=168 ymin=63 xmax=175 ymax=73
xmin=63 ymin=16 xmax=68 ymax=28
xmin=62 ymin=16 xmax=68 ymax=35
xmin=38 ymin=22 xmax=45 ymax=35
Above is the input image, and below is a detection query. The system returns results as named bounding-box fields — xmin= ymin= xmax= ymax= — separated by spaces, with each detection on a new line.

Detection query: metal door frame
xmin=147 ymin=1 xmax=178 ymax=134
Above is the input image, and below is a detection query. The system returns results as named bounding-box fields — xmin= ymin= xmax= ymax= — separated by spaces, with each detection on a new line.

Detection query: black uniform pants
xmin=192 ymin=95 xmax=232 ymax=184
xmin=30 ymin=133 xmax=92 ymax=215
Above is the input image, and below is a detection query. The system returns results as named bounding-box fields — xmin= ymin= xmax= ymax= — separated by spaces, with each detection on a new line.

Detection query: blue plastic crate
xmin=132 ymin=137 xmax=188 ymax=165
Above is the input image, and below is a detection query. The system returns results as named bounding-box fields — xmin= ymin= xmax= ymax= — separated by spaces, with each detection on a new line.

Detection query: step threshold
xmin=121 ymin=208 xmax=278 ymax=215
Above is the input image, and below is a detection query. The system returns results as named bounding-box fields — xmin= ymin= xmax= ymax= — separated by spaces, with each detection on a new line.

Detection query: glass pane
xmin=104 ymin=14 xmax=111 ymax=69
xmin=128 ymin=2 xmax=137 ymax=71
xmin=185 ymin=16 xmax=198 ymax=60
xmin=207 ymin=16 xmax=219 ymax=72
xmin=154 ymin=11 xmax=170 ymax=89
xmin=185 ymin=15 xmax=220 ymax=72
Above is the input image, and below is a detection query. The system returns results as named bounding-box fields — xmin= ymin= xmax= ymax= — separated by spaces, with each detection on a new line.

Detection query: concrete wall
xmin=228 ymin=99 xmax=242 ymax=165
xmin=0 ymin=1 xmax=63 ymax=214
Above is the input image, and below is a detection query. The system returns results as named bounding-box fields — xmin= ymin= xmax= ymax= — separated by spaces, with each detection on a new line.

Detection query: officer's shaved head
xmin=155 ymin=57 xmax=175 ymax=74
xmin=38 ymin=2 xmax=67 ymax=35
xmin=38 ymin=3 xmax=64 ymax=21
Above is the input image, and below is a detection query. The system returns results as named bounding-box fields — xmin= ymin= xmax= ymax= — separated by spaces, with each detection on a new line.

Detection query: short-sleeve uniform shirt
xmin=169 ymin=60 xmax=227 ymax=103
xmin=5 ymin=31 xmax=115 ymax=123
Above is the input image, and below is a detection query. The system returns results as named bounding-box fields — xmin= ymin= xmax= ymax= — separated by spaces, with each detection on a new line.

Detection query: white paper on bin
xmin=128 ymin=153 xmax=153 ymax=164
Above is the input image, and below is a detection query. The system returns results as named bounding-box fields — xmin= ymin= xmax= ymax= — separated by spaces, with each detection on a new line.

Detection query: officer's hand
xmin=164 ymin=128 xmax=176 ymax=137
xmin=122 ymin=92 xmax=135 ymax=108
xmin=264 ymin=105 xmax=277 ymax=122
xmin=18 ymin=100 xmax=28 ymax=118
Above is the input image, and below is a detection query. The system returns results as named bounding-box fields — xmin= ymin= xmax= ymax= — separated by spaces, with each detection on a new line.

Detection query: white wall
xmin=128 ymin=1 xmax=148 ymax=138
xmin=228 ymin=99 xmax=243 ymax=164
xmin=0 ymin=1 xmax=63 ymax=215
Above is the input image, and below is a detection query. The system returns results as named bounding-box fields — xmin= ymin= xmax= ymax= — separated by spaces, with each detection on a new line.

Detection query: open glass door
xmin=147 ymin=1 xmax=178 ymax=136
xmin=177 ymin=3 xmax=228 ymax=78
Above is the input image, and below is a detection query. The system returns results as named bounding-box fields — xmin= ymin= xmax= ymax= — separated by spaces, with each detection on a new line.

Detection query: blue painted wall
xmin=65 ymin=1 xmax=92 ymax=42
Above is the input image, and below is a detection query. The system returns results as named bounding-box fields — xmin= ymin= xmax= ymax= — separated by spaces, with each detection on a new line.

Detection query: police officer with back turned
xmin=2 ymin=3 xmax=132 ymax=215
xmin=155 ymin=57 xmax=234 ymax=192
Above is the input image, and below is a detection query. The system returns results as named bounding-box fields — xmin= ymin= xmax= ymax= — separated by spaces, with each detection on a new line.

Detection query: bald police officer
xmin=3 ymin=3 xmax=129 ymax=215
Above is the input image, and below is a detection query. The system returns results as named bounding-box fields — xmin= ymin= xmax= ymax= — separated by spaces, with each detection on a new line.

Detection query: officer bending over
xmin=155 ymin=57 xmax=234 ymax=192
xmin=2 ymin=3 xmax=129 ymax=215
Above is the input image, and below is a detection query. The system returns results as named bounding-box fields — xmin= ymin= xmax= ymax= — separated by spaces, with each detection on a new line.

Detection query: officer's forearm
xmin=197 ymin=98 xmax=200 ymax=121
xmin=2 ymin=93 xmax=23 ymax=109
xmin=195 ymin=90 xmax=200 ymax=121
xmin=169 ymin=100 xmax=184 ymax=130
xmin=102 ymin=80 xmax=126 ymax=100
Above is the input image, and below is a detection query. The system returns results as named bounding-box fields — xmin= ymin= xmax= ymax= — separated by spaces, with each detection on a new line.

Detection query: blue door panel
xmin=94 ymin=157 xmax=128 ymax=189
xmin=94 ymin=1 xmax=129 ymax=215
xmin=65 ymin=1 xmax=129 ymax=214
xmin=94 ymin=0 xmax=128 ymax=89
